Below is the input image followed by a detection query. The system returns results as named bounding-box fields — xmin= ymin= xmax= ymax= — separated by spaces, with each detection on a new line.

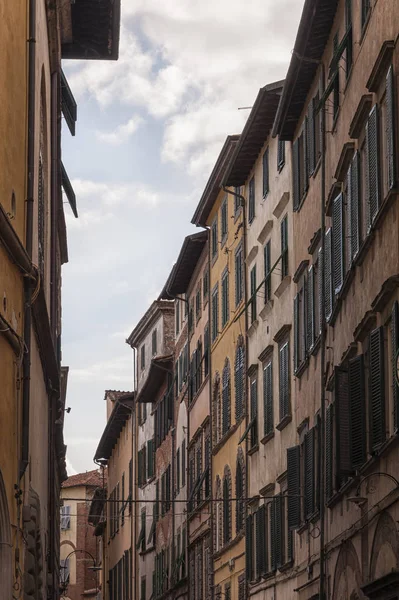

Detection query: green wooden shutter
xmin=335 ymin=366 xmax=352 ymax=485
xmin=386 ymin=65 xmax=396 ymax=190
xmin=325 ymin=228 xmax=333 ymax=321
xmin=279 ymin=343 xmax=290 ymax=420
xmin=318 ymin=247 xmax=323 ymax=335
xmin=287 ymin=445 xmax=301 ymax=528
xmin=255 ymin=509 xmax=262 ymax=578
xmin=307 ymin=266 xmax=315 ymax=350
xmin=222 ymin=365 xmax=230 ymax=436
xmin=263 ymin=361 xmax=273 ymax=436
xmin=245 ymin=515 xmax=253 ymax=581
xmin=250 ymin=266 xmax=257 ymax=322
xmin=270 ymin=501 xmax=277 ymax=571
xmin=304 ymin=429 xmax=315 ymax=519
xmin=263 ymin=148 xmax=269 ymax=197
xmin=292 ymin=139 xmax=300 ymax=210
xmin=392 ymin=301 xmax=399 ymax=431
xmin=250 ymin=379 xmax=258 ymax=447
xmin=350 ymin=151 xmax=360 ymax=260
xmin=370 ymin=327 xmax=386 ymax=450
xmin=302 ymin=121 xmax=309 ymax=197
xmin=294 ymin=294 xmax=299 ymax=373
xmin=333 ymin=193 xmax=344 ymax=295
xmin=349 ymin=355 xmax=366 ymax=469
xmin=366 ymin=105 xmax=380 ymax=228
xmin=274 ymin=495 xmax=283 ymax=568
xmin=147 ymin=439 xmax=154 ymax=479
xmin=264 ymin=241 xmax=271 ymax=302
xmin=326 ymin=404 xmax=334 ymax=500
xmin=235 ymin=346 xmax=244 ymax=420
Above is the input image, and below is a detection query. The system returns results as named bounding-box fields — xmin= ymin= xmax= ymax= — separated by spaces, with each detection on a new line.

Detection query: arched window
xmin=215 ymin=476 xmax=222 ymax=552
xmin=235 ymin=337 xmax=245 ymax=421
xmin=235 ymin=450 xmax=245 ymax=534
xmin=223 ymin=466 xmax=232 ymax=545
xmin=212 ymin=373 xmax=221 ymax=445
xmin=222 ymin=359 xmax=231 ymax=436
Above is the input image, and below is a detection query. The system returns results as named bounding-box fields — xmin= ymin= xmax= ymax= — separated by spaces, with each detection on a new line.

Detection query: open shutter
xmin=294 ymin=294 xmax=299 ymax=372
xmin=392 ymin=301 xmax=399 ymax=431
xmin=293 ymin=139 xmax=300 ymax=210
xmin=308 ymin=100 xmax=315 ymax=176
xmin=335 ymin=367 xmax=352 ymax=485
xmin=386 ymin=65 xmax=396 ymax=190
xmin=246 ymin=515 xmax=253 ymax=581
xmin=369 ymin=327 xmax=385 ymax=450
xmin=366 ymin=105 xmax=380 ymax=228
xmin=304 ymin=429 xmax=315 ymax=519
xmin=349 ymin=355 xmax=366 ymax=469
xmin=307 ymin=266 xmax=315 ymax=350
xmin=350 ymin=152 xmax=360 ymax=261
xmin=287 ymin=446 xmax=301 ymax=529
xmin=325 ymin=228 xmax=333 ymax=321
xmin=333 ymin=193 xmax=344 ymax=295
xmin=263 ymin=362 xmax=273 ymax=436
xmin=326 ymin=404 xmax=334 ymax=500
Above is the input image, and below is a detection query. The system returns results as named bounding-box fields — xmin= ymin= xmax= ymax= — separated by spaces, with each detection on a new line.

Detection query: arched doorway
xmin=0 ymin=469 xmax=12 ymax=600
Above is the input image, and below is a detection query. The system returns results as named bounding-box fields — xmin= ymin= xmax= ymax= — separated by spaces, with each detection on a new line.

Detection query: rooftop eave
xmin=166 ymin=231 xmax=208 ymax=296
xmin=94 ymin=396 xmax=134 ymax=462
xmin=136 ymin=356 xmax=173 ymax=403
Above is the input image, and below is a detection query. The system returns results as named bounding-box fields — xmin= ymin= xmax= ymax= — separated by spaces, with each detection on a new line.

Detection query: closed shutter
xmin=270 ymin=501 xmax=276 ymax=571
xmin=250 ymin=379 xmax=258 ymax=447
xmin=366 ymin=105 xmax=380 ymax=227
xmin=222 ymin=366 xmax=230 ymax=436
xmin=294 ymin=294 xmax=299 ymax=372
xmin=182 ymin=440 xmax=186 ymax=487
xmin=302 ymin=121 xmax=309 ymax=197
xmin=257 ymin=506 xmax=266 ymax=576
xmin=326 ymin=404 xmax=334 ymax=500
xmin=325 ymin=228 xmax=333 ymax=320
xmin=350 ymin=151 xmax=360 ymax=260
xmin=392 ymin=301 xmax=399 ymax=431
xmin=235 ymin=346 xmax=244 ymax=420
xmin=386 ymin=65 xmax=396 ymax=190
xmin=333 ymin=193 xmax=344 ymax=295
xmin=287 ymin=446 xmax=301 ymax=529
xmin=279 ymin=343 xmax=290 ymax=420
xmin=263 ymin=148 xmax=269 ymax=197
xmin=307 ymin=266 xmax=315 ymax=349
xmin=147 ymin=439 xmax=154 ymax=479
xmin=304 ymin=429 xmax=315 ymax=519
xmin=335 ymin=367 xmax=352 ymax=486
xmin=264 ymin=241 xmax=271 ymax=302
xmin=349 ymin=355 xmax=366 ymax=469
xmin=250 ymin=266 xmax=257 ymax=322
xmin=245 ymin=515 xmax=253 ymax=581
xmin=308 ymin=100 xmax=315 ymax=176
xmin=274 ymin=495 xmax=283 ymax=568
xmin=318 ymin=247 xmax=323 ymax=335
xmin=293 ymin=139 xmax=300 ymax=210
xmin=370 ymin=327 xmax=386 ymax=450
xmin=263 ymin=361 xmax=273 ymax=436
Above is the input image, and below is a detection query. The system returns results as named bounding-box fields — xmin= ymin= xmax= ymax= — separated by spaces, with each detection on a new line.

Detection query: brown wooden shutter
xmin=332 ymin=193 xmax=344 ymax=295
xmin=287 ymin=446 xmax=301 ymax=528
xmin=335 ymin=367 xmax=352 ymax=485
xmin=349 ymin=355 xmax=366 ymax=469
xmin=366 ymin=105 xmax=380 ymax=227
xmin=369 ymin=327 xmax=386 ymax=450
xmin=350 ymin=151 xmax=360 ymax=260
xmin=386 ymin=65 xmax=396 ymax=190
xmin=392 ymin=301 xmax=399 ymax=431
xmin=293 ymin=139 xmax=300 ymax=210
xmin=326 ymin=404 xmax=334 ymax=500
xmin=304 ymin=428 xmax=315 ymax=519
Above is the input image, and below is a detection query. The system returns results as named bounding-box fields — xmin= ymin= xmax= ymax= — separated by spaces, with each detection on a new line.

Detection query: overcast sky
xmin=62 ymin=0 xmax=304 ymax=475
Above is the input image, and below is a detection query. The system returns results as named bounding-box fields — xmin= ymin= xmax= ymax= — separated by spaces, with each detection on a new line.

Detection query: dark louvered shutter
xmin=235 ymin=346 xmax=244 ymax=420
xmin=348 ymin=355 xmax=366 ymax=469
xmin=308 ymin=100 xmax=315 ymax=176
xmin=325 ymin=228 xmax=333 ymax=321
xmin=222 ymin=366 xmax=230 ymax=435
xmin=246 ymin=515 xmax=253 ymax=581
xmin=332 ymin=193 xmax=344 ymax=295
xmin=263 ymin=362 xmax=273 ymax=436
xmin=293 ymin=139 xmax=300 ymax=210
xmin=318 ymin=247 xmax=323 ymax=335
xmin=386 ymin=65 xmax=396 ymax=190
xmin=287 ymin=446 xmax=301 ymax=529
xmin=274 ymin=495 xmax=283 ymax=568
xmin=366 ymin=105 xmax=380 ymax=227
xmin=148 ymin=439 xmax=154 ymax=479
xmin=279 ymin=343 xmax=289 ymax=420
xmin=369 ymin=327 xmax=386 ymax=450
xmin=326 ymin=404 xmax=334 ymax=500
xmin=302 ymin=121 xmax=309 ymax=197
xmin=258 ymin=505 xmax=266 ymax=575
xmin=270 ymin=501 xmax=276 ymax=571
xmin=307 ymin=266 xmax=315 ymax=350
xmin=263 ymin=148 xmax=269 ymax=197
xmin=293 ymin=294 xmax=299 ymax=373
xmin=350 ymin=151 xmax=360 ymax=260
xmin=255 ymin=509 xmax=262 ymax=577
xmin=335 ymin=367 xmax=352 ymax=485
xmin=392 ymin=301 xmax=399 ymax=431
xmin=304 ymin=429 xmax=315 ymax=519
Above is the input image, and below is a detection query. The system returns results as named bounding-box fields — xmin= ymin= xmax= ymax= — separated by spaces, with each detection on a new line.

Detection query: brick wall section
xmin=163 ymin=310 xmax=175 ymax=356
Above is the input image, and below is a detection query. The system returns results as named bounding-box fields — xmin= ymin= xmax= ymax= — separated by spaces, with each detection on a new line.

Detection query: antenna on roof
xmin=238 ymin=106 xmax=252 ymax=110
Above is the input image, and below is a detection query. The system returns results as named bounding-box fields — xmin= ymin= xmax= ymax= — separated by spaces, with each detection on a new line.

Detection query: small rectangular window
xmin=277 ymin=139 xmax=285 ymax=171
xmin=279 ymin=342 xmax=290 ymax=421
xmin=221 ymin=197 xmax=228 ymax=241
xmin=152 ymin=329 xmax=157 ymax=356
xmin=235 ymin=244 xmax=244 ymax=306
xmin=264 ymin=241 xmax=271 ymax=302
xmin=250 ymin=265 xmax=257 ymax=323
xmin=263 ymin=148 xmax=269 ymax=197
xmin=280 ymin=216 xmax=288 ymax=279
xmin=250 ymin=378 xmax=258 ymax=448
xmin=211 ymin=217 xmax=218 ymax=258
xmin=140 ymin=345 xmax=145 ymax=370
xmin=203 ymin=271 xmax=209 ymax=302
xmin=204 ymin=324 xmax=210 ymax=377
xmin=211 ymin=285 xmax=219 ymax=342
xmin=234 ymin=186 xmax=241 ymax=215
xmin=221 ymin=270 xmax=229 ymax=328
xmin=248 ymin=177 xmax=255 ymax=223
xmin=195 ymin=284 xmax=201 ymax=318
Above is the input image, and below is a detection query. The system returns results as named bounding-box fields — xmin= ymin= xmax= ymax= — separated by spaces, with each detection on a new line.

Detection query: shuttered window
xmin=235 ymin=344 xmax=245 ymax=420
xmin=307 ymin=265 xmax=315 ymax=350
xmin=335 ymin=367 xmax=352 ymax=487
xmin=250 ymin=265 xmax=257 ymax=323
xmin=386 ymin=65 xmax=396 ymax=191
xmin=235 ymin=244 xmax=244 ymax=306
xmin=392 ymin=302 xmax=399 ymax=431
xmin=369 ymin=327 xmax=386 ymax=450
xmin=221 ymin=270 xmax=229 ymax=328
xmin=332 ymin=193 xmax=344 ymax=295
xmin=270 ymin=500 xmax=277 ymax=571
xmin=250 ymin=379 xmax=258 ymax=448
xmin=277 ymin=139 xmax=285 ymax=171
xmin=287 ymin=446 xmax=300 ymax=529
xmin=325 ymin=404 xmax=334 ymax=500
xmin=38 ymin=155 xmax=45 ymax=278
xmin=274 ymin=495 xmax=283 ymax=568
xmin=361 ymin=0 xmax=371 ymax=29
xmin=147 ymin=439 xmax=154 ymax=479
xmin=222 ymin=361 xmax=231 ymax=436
xmin=292 ymin=138 xmax=300 ymax=210
xmin=307 ymin=99 xmax=315 ymax=176
xmin=204 ymin=324 xmax=210 ymax=377
xmin=263 ymin=361 xmax=273 ymax=436
xmin=325 ymin=228 xmax=333 ymax=321
xmin=211 ymin=285 xmax=219 ymax=342
xmin=294 ymin=294 xmax=300 ymax=373
xmin=211 ymin=217 xmax=218 ymax=258
xmin=345 ymin=0 xmax=353 ymax=77
xmin=121 ymin=473 xmax=125 ymax=526
xmin=221 ymin=196 xmax=228 ymax=241
xmin=366 ymin=105 xmax=380 ymax=229
xmin=264 ymin=241 xmax=271 ymax=302
xmin=182 ymin=439 xmax=186 ymax=487
xmin=280 ymin=216 xmax=288 ymax=278
xmin=255 ymin=506 xmax=266 ymax=577
xmin=348 ymin=355 xmax=366 ymax=470
xmin=347 ymin=152 xmax=360 ymax=264
xmin=223 ymin=474 xmax=231 ymax=545
xmin=246 ymin=515 xmax=253 ymax=581
xmin=279 ymin=342 xmax=290 ymax=421
xmin=128 ymin=459 xmax=133 ymax=515
xmin=304 ymin=429 xmax=315 ymax=519
xmin=248 ymin=176 xmax=255 ymax=223
xmin=263 ymin=148 xmax=269 ymax=197
xmin=176 ymin=447 xmax=180 ymax=494
xmin=235 ymin=457 xmax=245 ymax=533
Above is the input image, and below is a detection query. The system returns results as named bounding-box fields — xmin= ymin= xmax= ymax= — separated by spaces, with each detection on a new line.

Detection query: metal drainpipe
xmin=319 ymin=62 xmax=327 ymax=600
xmin=20 ymin=0 xmax=36 ymax=480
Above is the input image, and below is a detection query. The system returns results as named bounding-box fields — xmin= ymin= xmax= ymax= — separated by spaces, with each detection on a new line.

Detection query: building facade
xmin=192 ymin=136 xmax=248 ymax=600
xmin=0 ymin=2 xmax=120 ymax=599
xmin=60 ymin=470 xmax=104 ymax=600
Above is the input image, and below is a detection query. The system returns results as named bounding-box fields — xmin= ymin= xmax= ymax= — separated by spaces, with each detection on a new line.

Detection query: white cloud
xmin=70 ymin=355 xmax=133 ymax=384
xmin=96 ymin=115 xmax=144 ymax=145
xmin=66 ymin=457 xmax=78 ymax=476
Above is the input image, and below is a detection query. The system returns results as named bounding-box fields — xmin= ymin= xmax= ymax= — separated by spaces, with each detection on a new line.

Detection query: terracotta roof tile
xmin=62 ymin=469 xmax=104 ymax=489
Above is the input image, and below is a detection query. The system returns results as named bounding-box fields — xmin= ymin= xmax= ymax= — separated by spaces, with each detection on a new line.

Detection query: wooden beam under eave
xmin=59 ymin=0 xmax=73 ymax=44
